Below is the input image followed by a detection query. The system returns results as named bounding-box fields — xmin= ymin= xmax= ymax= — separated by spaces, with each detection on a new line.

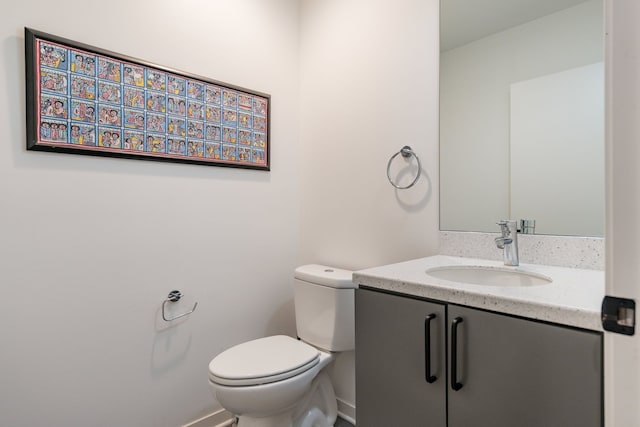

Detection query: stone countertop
xmin=353 ymin=255 xmax=605 ymax=332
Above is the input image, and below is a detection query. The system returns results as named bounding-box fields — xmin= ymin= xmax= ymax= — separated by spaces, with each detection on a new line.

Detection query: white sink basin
xmin=425 ymin=265 xmax=552 ymax=287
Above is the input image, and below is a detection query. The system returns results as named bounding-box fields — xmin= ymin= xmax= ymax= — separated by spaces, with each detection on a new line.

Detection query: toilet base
xmin=236 ymin=411 xmax=295 ymax=427
xmin=236 ymin=372 xmax=337 ymax=427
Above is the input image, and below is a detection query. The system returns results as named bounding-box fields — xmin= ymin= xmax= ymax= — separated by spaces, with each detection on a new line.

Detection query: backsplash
xmin=439 ymin=231 xmax=604 ymax=270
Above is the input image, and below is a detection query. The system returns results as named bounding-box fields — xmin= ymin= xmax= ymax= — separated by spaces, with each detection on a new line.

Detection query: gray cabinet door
xmin=355 ymin=288 xmax=446 ymax=427
xmin=448 ymin=304 xmax=603 ymax=427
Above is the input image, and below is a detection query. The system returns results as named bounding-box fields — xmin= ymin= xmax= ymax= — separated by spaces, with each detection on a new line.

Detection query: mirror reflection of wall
xmin=439 ymin=0 xmax=604 ymax=236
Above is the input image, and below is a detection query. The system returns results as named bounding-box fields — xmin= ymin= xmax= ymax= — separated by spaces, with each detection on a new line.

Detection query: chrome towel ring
xmin=387 ymin=145 xmax=421 ymax=189
xmin=162 ymin=290 xmax=198 ymax=321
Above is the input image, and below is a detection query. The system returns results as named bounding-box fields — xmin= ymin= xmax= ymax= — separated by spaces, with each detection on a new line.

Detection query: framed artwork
xmin=25 ymin=28 xmax=270 ymax=170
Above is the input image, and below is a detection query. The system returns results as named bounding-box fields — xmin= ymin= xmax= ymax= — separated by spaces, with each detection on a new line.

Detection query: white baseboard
xmin=182 ymin=409 xmax=234 ymax=427
xmin=337 ymin=398 xmax=356 ymax=425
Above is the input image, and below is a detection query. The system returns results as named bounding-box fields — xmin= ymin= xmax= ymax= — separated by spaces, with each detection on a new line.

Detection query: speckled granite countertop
xmin=354 ymin=255 xmax=605 ymax=332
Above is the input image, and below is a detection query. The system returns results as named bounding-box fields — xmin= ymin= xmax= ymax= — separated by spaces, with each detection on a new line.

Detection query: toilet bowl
xmin=209 ymin=336 xmax=336 ymax=427
xmin=207 ymin=265 xmax=355 ymax=427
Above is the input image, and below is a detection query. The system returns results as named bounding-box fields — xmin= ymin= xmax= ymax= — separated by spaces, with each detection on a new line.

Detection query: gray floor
xmin=335 ymin=417 xmax=354 ymax=427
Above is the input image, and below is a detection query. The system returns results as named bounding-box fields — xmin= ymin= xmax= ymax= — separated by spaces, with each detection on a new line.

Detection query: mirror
xmin=439 ymin=0 xmax=604 ymax=236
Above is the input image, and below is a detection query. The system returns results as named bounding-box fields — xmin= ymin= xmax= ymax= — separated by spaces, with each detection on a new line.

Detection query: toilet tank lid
xmin=295 ymin=264 xmax=355 ymax=289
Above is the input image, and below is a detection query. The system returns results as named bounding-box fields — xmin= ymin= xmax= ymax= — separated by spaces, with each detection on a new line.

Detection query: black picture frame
xmin=25 ymin=27 xmax=270 ymax=170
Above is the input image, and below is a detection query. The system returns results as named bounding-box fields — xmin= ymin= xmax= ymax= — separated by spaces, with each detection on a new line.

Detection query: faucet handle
xmin=496 ymin=220 xmax=511 ymax=235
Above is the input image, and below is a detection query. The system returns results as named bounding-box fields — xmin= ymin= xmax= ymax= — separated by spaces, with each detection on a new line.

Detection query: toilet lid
xmin=209 ymin=335 xmax=320 ymax=386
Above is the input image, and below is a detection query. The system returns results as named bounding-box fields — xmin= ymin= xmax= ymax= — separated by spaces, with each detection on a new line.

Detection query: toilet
xmin=208 ymin=264 xmax=355 ymax=427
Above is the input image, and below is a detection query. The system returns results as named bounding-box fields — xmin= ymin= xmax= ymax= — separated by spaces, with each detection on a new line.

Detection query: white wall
xmin=298 ymin=0 xmax=440 ymax=416
xmin=0 ymin=1 xmax=442 ymax=425
xmin=0 ymin=1 xmax=300 ymax=426
xmin=440 ymin=0 xmax=603 ymax=233
xmin=298 ymin=0 xmax=440 ymax=271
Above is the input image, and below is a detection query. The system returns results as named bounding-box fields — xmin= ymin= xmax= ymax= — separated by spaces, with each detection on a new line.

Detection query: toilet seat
xmin=209 ymin=335 xmax=320 ymax=387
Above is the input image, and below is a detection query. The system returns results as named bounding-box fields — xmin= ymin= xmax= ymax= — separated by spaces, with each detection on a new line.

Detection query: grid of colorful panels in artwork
xmin=37 ymin=39 xmax=268 ymax=166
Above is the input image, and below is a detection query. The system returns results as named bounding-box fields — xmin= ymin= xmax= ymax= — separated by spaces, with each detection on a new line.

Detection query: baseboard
xmin=182 ymin=408 xmax=234 ymax=427
xmin=337 ymin=398 xmax=356 ymax=425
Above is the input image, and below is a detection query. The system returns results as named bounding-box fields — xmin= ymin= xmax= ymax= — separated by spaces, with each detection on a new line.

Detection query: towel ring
xmin=162 ymin=290 xmax=198 ymax=322
xmin=387 ymin=145 xmax=421 ymax=189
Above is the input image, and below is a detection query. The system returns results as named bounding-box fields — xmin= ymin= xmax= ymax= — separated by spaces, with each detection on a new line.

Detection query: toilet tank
xmin=294 ymin=264 xmax=356 ymax=352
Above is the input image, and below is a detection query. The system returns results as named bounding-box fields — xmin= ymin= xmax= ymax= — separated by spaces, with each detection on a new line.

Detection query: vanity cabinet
xmin=355 ymin=288 xmax=603 ymax=427
xmin=355 ymin=287 xmax=447 ymax=426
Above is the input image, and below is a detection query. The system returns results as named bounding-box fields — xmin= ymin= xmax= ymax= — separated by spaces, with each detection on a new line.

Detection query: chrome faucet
xmin=495 ymin=220 xmax=519 ymax=266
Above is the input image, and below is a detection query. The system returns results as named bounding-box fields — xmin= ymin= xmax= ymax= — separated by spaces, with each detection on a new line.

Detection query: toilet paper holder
xmin=162 ymin=290 xmax=198 ymax=321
